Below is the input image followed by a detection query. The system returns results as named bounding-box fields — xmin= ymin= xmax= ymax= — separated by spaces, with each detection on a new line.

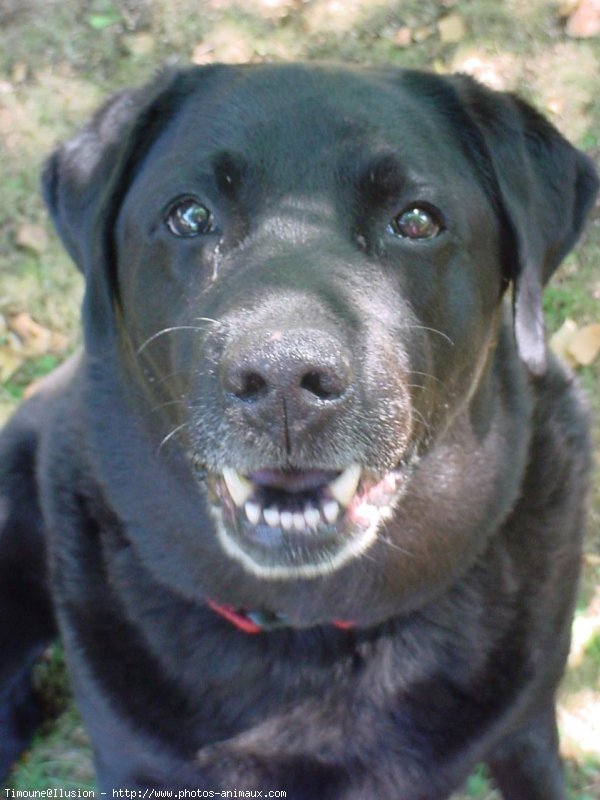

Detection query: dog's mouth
xmin=203 ymin=464 xmax=406 ymax=579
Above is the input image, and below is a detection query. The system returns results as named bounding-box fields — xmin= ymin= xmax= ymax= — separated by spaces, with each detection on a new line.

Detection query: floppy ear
xmin=41 ymin=67 xmax=205 ymax=354
xmin=449 ymin=75 xmax=598 ymax=375
xmin=42 ymin=78 xmax=166 ymax=272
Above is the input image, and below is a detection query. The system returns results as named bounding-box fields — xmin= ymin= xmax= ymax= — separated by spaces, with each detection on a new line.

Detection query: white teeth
xmin=222 ymin=466 xmax=358 ymax=530
xmin=323 ymin=500 xmax=340 ymax=524
xmin=293 ymin=513 xmax=306 ymax=531
xmin=327 ymin=464 xmax=362 ymax=507
xmin=280 ymin=511 xmax=294 ymax=531
xmin=244 ymin=502 xmax=261 ymax=525
xmin=264 ymin=507 xmax=280 ymax=528
xmin=304 ymin=506 xmax=321 ymax=528
xmin=222 ymin=467 xmax=253 ymax=507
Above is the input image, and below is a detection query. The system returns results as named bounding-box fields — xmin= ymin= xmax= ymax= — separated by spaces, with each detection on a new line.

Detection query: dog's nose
xmin=221 ymin=330 xmax=352 ymax=449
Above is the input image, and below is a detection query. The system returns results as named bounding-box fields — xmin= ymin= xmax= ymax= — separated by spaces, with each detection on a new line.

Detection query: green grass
xmin=2 ymin=354 xmax=61 ymax=401
xmin=6 ymin=709 xmax=95 ymax=793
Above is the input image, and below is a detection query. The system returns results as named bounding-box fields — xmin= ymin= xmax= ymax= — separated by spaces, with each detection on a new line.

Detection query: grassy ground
xmin=0 ymin=0 xmax=599 ymax=797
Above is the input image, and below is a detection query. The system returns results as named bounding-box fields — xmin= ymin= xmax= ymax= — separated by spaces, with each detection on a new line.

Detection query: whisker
xmin=357 ymin=548 xmax=380 ymax=567
xmin=410 ymin=370 xmax=445 ymax=387
xmin=148 ymin=399 xmax=187 ymax=415
xmin=410 ymin=406 xmax=433 ymax=435
xmin=194 ymin=316 xmax=219 ymax=325
xmin=137 ymin=324 xmax=216 ymax=355
xmin=378 ymin=533 xmax=413 ymax=558
xmin=157 ymin=422 xmax=189 ymax=455
xmin=398 ymin=324 xmax=455 ymax=347
xmin=150 ymin=368 xmax=195 ymax=390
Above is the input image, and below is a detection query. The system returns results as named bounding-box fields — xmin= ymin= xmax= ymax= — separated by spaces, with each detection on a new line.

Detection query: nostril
xmin=222 ymin=335 xmax=352 ymax=408
xmin=227 ymin=369 xmax=268 ymax=400
xmin=300 ymin=370 xmax=346 ymax=401
xmin=238 ymin=371 xmax=268 ymax=400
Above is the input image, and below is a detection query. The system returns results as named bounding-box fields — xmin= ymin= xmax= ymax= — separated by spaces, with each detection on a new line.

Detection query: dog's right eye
xmin=165 ymin=198 xmax=215 ymax=237
xmin=388 ymin=205 xmax=443 ymax=240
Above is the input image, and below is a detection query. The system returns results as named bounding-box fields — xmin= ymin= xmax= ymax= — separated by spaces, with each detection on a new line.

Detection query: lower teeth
xmin=263 ymin=507 xmax=280 ymax=527
xmin=293 ymin=513 xmax=305 ymax=531
xmin=243 ymin=499 xmax=341 ymax=531
xmin=220 ymin=466 xmax=360 ymax=532
xmin=244 ymin=502 xmax=262 ymax=525
xmin=304 ymin=507 xmax=321 ymax=527
xmin=323 ymin=500 xmax=340 ymax=523
xmin=280 ymin=511 xmax=293 ymax=531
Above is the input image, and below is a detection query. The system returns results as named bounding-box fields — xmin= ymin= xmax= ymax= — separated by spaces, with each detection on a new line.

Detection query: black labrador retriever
xmin=0 ymin=63 xmax=597 ymax=799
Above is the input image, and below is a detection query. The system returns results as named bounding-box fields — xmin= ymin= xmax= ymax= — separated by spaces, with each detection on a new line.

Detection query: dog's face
xmin=116 ymin=66 xmax=504 ymax=579
xmin=44 ymin=64 xmax=597 ymax=624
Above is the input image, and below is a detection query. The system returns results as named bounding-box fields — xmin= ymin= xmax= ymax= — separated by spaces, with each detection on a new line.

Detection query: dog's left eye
xmin=165 ymin=198 xmax=215 ymax=237
xmin=388 ymin=206 xmax=443 ymax=240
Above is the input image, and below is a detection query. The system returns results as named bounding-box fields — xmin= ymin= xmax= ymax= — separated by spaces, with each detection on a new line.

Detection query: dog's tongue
xmin=246 ymin=469 xmax=339 ymax=492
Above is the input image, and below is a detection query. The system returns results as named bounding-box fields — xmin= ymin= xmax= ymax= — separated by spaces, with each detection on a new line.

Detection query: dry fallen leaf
xmin=558 ymin=0 xmax=581 ymax=16
xmin=549 ymin=318 xmax=578 ymax=364
xmin=438 ymin=13 xmax=467 ymax=43
xmin=567 ymin=323 xmax=600 ymax=365
xmin=8 ymin=312 xmax=52 ymax=355
xmin=565 ymin=0 xmax=600 ymax=37
xmin=191 ymin=43 xmax=215 ymax=65
xmin=7 ymin=312 xmax=69 ymax=356
xmin=194 ymin=24 xmax=256 ymax=63
xmin=15 ymin=223 xmax=48 ymax=255
xmin=393 ymin=27 xmax=412 ymax=48
xmin=549 ymin=318 xmax=600 ymax=366
xmin=122 ymin=33 xmax=155 ymax=58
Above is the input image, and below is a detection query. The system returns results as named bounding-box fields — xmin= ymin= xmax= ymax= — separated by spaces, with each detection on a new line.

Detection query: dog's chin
xmin=200 ymin=464 xmax=410 ymax=580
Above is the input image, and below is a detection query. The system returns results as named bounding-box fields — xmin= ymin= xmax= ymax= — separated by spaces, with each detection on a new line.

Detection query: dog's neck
xmin=206 ymin=598 xmax=355 ymax=634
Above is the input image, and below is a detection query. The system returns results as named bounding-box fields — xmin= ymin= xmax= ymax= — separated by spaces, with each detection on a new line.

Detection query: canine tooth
xmin=327 ymin=464 xmax=362 ymax=507
xmin=293 ymin=513 xmax=306 ymax=531
xmin=245 ymin=502 xmax=262 ymax=525
xmin=304 ymin=506 xmax=321 ymax=527
xmin=323 ymin=500 xmax=340 ymax=524
xmin=222 ymin=467 xmax=253 ymax=507
xmin=264 ymin=507 xmax=280 ymax=528
xmin=280 ymin=511 xmax=294 ymax=531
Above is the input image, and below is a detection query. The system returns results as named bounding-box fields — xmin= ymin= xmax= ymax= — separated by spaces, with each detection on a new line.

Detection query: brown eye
xmin=388 ymin=206 xmax=443 ymax=240
xmin=166 ymin=198 xmax=215 ymax=237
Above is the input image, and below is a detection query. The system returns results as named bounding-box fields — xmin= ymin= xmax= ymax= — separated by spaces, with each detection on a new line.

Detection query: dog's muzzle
xmin=203 ymin=464 xmax=408 ymax=579
xmin=196 ymin=326 xmax=413 ymax=578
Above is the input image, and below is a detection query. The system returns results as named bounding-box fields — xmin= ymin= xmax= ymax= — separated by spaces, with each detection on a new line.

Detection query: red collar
xmin=207 ymin=598 xmax=355 ymax=634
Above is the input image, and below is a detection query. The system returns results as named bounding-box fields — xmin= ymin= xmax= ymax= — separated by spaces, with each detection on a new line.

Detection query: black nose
xmin=221 ymin=330 xmax=352 ymax=450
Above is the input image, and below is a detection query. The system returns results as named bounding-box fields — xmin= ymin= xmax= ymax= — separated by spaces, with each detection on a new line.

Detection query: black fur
xmin=1 ymin=64 xmax=598 ymax=798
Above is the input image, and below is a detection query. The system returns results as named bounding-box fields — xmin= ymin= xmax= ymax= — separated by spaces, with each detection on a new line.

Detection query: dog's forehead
xmin=149 ymin=64 xmax=466 ymax=175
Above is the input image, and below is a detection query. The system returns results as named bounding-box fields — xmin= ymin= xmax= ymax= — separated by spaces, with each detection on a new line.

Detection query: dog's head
xmin=43 ymin=64 xmax=597 ymax=624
